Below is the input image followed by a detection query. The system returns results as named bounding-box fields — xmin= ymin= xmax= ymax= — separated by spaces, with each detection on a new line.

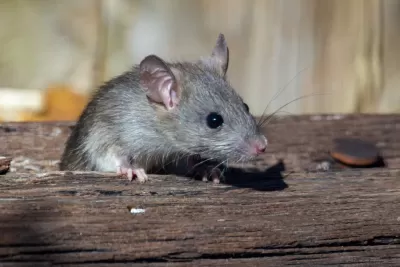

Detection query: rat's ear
xmin=139 ymin=55 xmax=180 ymax=110
xmin=203 ymin=33 xmax=229 ymax=77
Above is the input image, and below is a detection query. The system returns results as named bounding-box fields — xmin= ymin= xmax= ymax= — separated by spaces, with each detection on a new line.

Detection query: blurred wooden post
xmin=354 ymin=0 xmax=383 ymax=113
xmin=92 ymin=0 xmax=109 ymax=92
xmin=241 ymin=0 xmax=316 ymax=116
xmin=0 ymin=0 xmax=398 ymax=120
xmin=309 ymin=0 xmax=384 ymax=114
xmin=380 ymin=0 xmax=400 ymax=113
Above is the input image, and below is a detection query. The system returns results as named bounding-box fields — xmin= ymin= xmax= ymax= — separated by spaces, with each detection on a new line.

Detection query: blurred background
xmin=0 ymin=0 xmax=399 ymax=122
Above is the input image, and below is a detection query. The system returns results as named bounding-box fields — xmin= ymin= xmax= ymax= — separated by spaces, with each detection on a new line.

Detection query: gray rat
xmin=59 ymin=33 xmax=268 ymax=183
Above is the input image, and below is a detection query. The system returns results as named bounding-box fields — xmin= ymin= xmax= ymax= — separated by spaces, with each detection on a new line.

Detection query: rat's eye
xmin=206 ymin=112 xmax=224 ymax=129
xmin=244 ymin=103 xmax=249 ymax=112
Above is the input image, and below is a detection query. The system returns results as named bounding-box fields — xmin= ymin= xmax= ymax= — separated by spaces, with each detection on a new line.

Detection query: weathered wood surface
xmin=0 ymin=114 xmax=400 ymax=266
xmin=0 ymin=169 xmax=399 ymax=266
xmin=1 ymin=114 xmax=400 ymax=172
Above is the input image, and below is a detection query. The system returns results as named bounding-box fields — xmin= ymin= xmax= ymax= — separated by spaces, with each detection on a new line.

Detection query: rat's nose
xmin=249 ymin=136 xmax=268 ymax=155
xmin=255 ymin=144 xmax=266 ymax=154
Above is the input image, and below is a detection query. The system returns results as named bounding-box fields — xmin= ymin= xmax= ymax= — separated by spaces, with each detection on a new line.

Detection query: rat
xmin=59 ymin=33 xmax=268 ymax=183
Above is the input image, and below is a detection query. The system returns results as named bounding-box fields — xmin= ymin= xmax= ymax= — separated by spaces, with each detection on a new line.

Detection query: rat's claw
xmin=134 ymin=168 xmax=148 ymax=183
xmin=201 ymin=166 xmax=223 ymax=184
xmin=116 ymin=166 xmax=148 ymax=182
xmin=126 ymin=168 xmax=134 ymax=181
xmin=211 ymin=168 xmax=222 ymax=184
xmin=186 ymin=155 xmax=224 ymax=183
xmin=116 ymin=166 xmax=135 ymax=180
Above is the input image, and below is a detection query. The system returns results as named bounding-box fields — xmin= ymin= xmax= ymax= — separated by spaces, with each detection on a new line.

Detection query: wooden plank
xmin=0 ymin=114 xmax=399 ymax=266
xmin=0 ymin=114 xmax=399 ymax=171
xmin=0 ymin=169 xmax=399 ymax=266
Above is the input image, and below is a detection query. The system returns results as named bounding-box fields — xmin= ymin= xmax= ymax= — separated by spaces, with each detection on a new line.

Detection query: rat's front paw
xmin=116 ymin=166 xmax=148 ymax=183
xmin=198 ymin=165 xmax=223 ymax=184
xmin=187 ymin=156 xmax=224 ymax=184
xmin=115 ymin=156 xmax=149 ymax=183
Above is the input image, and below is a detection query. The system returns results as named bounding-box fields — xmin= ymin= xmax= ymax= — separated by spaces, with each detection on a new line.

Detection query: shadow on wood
xmin=0 ymin=169 xmax=399 ymax=266
xmin=223 ymin=160 xmax=288 ymax=191
xmin=0 ymin=202 xmax=57 ymax=267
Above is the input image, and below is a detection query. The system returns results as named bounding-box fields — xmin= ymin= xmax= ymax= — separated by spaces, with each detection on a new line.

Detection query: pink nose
xmin=255 ymin=144 xmax=266 ymax=154
xmin=255 ymin=144 xmax=267 ymax=155
xmin=250 ymin=138 xmax=267 ymax=155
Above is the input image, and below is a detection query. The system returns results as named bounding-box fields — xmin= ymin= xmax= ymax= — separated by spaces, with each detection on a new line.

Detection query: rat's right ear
xmin=201 ymin=33 xmax=229 ymax=78
xmin=139 ymin=55 xmax=180 ymax=110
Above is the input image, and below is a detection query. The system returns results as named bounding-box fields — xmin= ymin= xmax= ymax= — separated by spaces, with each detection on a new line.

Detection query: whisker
xmin=209 ymin=159 xmax=228 ymax=181
xmin=262 ymin=110 xmax=296 ymax=125
xmin=152 ymin=150 xmax=189 ymax=174
xmin=211 ymin=160 xmax=227 ymax=173
xmin=257 ymin=65 xmax=311 ymax=125
xmin=189 ymin=157 xmax=216 ymax=171
xmin=258 ymin=92 xmax=330 ymax=127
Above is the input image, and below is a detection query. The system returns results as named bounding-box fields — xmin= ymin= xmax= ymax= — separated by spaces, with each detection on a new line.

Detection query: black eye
xmin=206 ymin=112 xmax=224 ymax=129
xmin=244 ymin=103 xmax=249 ymax=112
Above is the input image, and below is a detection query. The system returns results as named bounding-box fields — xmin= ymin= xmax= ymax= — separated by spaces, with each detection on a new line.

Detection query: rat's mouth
xmin=192 ymin=136 xmax=268 ymax=164
xmin=188 ymin=152 xmax=261 ymax=174
xmin=215 ymin=151 xmax=258 ymax=164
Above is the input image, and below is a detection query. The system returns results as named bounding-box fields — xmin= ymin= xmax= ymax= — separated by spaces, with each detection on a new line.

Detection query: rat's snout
xmin=248 ymin=135 xmax=268 ymax=156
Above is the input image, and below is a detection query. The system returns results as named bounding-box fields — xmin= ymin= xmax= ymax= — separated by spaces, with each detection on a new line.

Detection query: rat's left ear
xmin=139 ymin=55 xmax=181 ymax=111
xmin=202 ymin=33 xmax=229 ymax=77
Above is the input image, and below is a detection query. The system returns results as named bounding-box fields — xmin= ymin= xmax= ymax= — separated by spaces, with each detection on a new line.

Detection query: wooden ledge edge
xmin=2 ymin=168 xmax=399 ymax=183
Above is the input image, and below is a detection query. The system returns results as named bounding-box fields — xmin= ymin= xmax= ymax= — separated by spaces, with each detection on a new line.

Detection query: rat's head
xmin=139 ymin=33 xmax=267 ymax=163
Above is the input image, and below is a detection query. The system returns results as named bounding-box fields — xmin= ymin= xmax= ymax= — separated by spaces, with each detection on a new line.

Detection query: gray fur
xmin=59 ymin=34 xmax=267 ymax=173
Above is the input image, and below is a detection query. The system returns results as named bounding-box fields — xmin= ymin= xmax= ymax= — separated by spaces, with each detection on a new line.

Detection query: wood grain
xmin=0 ymin=114 xmax=399 ymax=171
xmin=0 ymin=114 xmax=399 ymax=266
xmin=0 ymin=169 xmax=399 ymax=266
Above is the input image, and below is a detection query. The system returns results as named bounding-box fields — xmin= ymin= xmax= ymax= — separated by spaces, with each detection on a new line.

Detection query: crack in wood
xmin=4 ymin=246 xmax=390 ymax=265
xmin=0 ymin=126 xmax=17 ymax=133
xmin=2 ymin=237 xmax=399 ymax=264
xmin=252 ymin=235 xmax=400 ymax=250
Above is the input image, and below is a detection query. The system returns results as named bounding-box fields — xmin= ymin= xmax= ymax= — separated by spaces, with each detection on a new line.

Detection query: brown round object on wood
xmin=0 ymin=156 xmax=12 ymax=174
xmin=330 ymin=138 xmax=380 ymax=166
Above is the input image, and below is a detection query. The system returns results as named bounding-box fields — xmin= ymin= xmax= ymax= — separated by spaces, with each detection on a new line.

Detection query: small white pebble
xmin=50 ymin=127 xmax=62 ymax=137
xmin=376 ymin=142 xmax=386 ymax=147
xmin=332 ymin=114 xmax=345 ymax=120
xmin=310 ymin=115 xmax=322 ymax=121
xmin=130 ymin=208 xmax=146 ymax=214
xmin=316 ymin=161 xmax=331 ymax=171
